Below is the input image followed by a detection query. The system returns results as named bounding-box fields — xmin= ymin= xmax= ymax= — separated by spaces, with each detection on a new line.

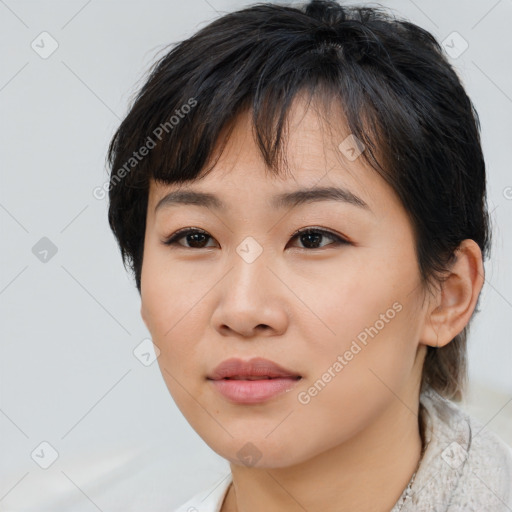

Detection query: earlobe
xmin=419 ymin=239 xmax=484 ymax=348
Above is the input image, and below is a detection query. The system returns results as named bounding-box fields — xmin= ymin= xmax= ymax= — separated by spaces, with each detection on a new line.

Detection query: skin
xmin=140 ymin=92 xmax=484 ymax=512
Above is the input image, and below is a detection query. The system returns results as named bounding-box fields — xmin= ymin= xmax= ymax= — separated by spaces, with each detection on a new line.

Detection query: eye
xmin=288 ymin=227 xmax=349 ymax=250
xmin=161 ymin=227 xmax=216 ymax=249
xmin=161 ymin=227 xmax=350 ymax=250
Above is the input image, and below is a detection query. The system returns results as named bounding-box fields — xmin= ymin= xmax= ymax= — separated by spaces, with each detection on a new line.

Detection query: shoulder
xmin=454 ymin=406 xmax=512 ymax=510
xmin=173 ymin=474 xmax=232 ymax=512
xmin=415 ymin=388 xmax=512 ymax=511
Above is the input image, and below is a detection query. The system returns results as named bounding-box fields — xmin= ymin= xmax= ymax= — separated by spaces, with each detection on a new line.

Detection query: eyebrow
xmin=154 ymin=186 xmax=371 ymax=213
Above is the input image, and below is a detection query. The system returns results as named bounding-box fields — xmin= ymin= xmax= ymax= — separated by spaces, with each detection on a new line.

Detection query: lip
xmin=207 ymin=357 xmax=302 ymax=404
xmin=207 ymin=357 xmax=301 ymax=380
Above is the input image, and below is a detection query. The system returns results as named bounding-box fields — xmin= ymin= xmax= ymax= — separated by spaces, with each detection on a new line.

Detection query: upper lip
xmin=207 ymin=357 xmax=302 ymax=380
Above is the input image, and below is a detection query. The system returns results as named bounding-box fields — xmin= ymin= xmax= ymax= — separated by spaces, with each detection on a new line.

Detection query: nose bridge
xmin=235 ymin=234 xmax=266 ymax=266
xmin=210 ymin=228 xmax=290 ymax=337
xmin=217 ymin=232 xmax=284 ymax=322
xmin=228 ymin=234 xmax=270 ymax=296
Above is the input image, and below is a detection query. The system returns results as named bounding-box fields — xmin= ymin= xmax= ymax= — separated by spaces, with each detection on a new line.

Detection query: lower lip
xmin=209 ymin=377 xmax=301 ymax=404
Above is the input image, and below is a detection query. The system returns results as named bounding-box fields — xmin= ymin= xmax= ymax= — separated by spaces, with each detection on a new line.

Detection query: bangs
xmin=107 ymin=4 xmax=429 ymax=191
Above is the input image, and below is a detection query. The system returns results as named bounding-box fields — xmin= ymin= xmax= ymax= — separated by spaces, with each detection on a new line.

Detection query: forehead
xmin=147 ymin=93 xmax=387 ymax=215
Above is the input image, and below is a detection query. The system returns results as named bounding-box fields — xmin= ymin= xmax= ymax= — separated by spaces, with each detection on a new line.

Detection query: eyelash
xmin=161 ymin=226 xmax=350 ymax=250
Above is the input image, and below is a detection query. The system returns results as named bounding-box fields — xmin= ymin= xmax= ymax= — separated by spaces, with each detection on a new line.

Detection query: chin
xmin=205 ymin=435 xmax=314 ymax=470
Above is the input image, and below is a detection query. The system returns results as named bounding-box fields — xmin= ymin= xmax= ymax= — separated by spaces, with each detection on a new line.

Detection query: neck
xmin=222 ymin=393 xmax=424 ymax=512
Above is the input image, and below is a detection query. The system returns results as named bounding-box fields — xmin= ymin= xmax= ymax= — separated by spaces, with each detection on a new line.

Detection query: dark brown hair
xmin=106 ymin=0 xmax=491 ymax=401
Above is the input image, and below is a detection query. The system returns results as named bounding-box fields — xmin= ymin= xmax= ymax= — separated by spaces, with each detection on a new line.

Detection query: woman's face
xmin=140 ymin=95 xmax=429 ymax=468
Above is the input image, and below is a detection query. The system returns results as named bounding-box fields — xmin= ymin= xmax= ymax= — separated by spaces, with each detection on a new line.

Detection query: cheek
xmin=279 ymin=305 xmax=420 ymax=466
xmin=141 ymin=243 xmax=199 ymax=332
xmin=140 ymin=254 xmax=200 ymax=369
xmin=142 ymin=265 xmax=207 ymax=416
xmin=296 ymin=246 xmax=422 ymax=415
xmin=294 ymin=245 xmax=414 ymax=353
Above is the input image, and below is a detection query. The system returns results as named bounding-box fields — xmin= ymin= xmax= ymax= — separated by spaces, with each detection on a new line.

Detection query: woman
xmin=106 ymin=1 xmax=512 ymax=510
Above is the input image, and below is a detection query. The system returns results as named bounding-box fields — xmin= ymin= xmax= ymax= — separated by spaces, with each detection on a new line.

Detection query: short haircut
xmin=107 ymin=0 xmax=491 ymax=401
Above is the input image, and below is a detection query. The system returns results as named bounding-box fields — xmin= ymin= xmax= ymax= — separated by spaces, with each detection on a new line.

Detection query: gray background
xmin=1 ymin=0 xmax=511 ymax=510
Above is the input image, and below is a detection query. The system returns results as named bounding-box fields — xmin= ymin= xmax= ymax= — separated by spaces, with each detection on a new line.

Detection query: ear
xmin=419 ymin=239 xmax=485 ymax=348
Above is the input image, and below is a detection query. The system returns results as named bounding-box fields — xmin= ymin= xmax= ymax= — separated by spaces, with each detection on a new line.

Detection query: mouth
xmin=207 ymin=357 xmax=302 ymax=381
xmin=206 ymin=357 xmax=303 ymax=403
xmin=208 ymin=373 xmax=302 ymax=404
xmin=219 ymin=375 xmax=302 ymax=381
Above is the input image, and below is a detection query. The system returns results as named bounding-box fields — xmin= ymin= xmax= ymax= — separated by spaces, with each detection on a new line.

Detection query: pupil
xmin=188 ymin=233 xmax=207 ymax=248
xmin=302 ymin=232 xmax=321 ymax=248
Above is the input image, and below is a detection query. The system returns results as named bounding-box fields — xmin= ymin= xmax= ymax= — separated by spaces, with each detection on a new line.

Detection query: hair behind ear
xmin=422 ymin=329 xmax=468 ymax=401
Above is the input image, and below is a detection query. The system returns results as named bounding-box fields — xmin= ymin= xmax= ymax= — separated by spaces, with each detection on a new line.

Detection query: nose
xmin=210 ymin=247 xmax=289 ymax=339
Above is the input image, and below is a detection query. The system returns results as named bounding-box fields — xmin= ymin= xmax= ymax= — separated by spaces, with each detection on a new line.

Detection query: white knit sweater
xmin=391 ymin=387 xmax=512 ymax=511
xmin=174 ymin=388 xmax=512 ymax=511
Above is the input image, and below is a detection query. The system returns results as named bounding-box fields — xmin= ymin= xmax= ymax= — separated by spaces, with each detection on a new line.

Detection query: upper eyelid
xmin=291 ymin=226 xmax=340 ymax=237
